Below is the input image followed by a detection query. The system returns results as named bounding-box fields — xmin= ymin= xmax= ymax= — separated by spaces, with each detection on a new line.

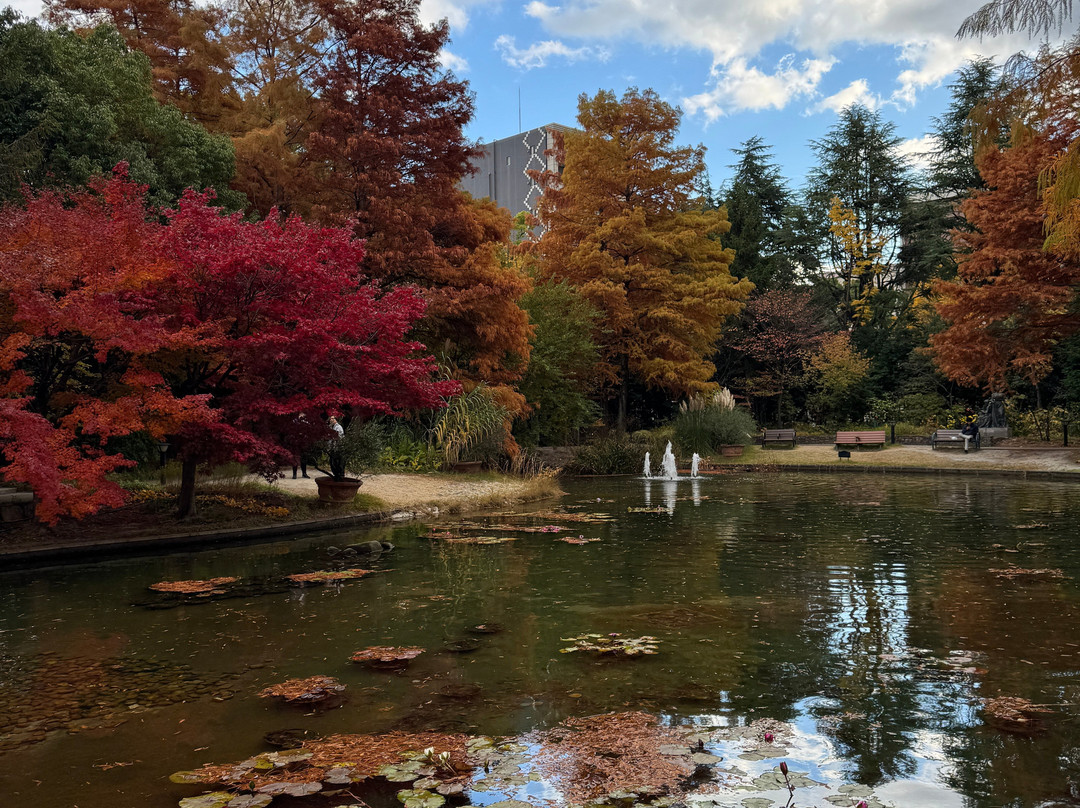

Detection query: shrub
xmin=566 ymin=435 xmax=643 ymax=475
xmin=671 ymin=391 xmax=757 ymax=453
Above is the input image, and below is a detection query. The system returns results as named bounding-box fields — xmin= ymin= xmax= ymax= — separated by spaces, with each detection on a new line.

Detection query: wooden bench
xmin=761 ymin=428 xmax=797 ymax=448
xmin=834 ymin=430 xmax=887 ymax=449
xmin=931 ymin=429 xmax=980 ymax=453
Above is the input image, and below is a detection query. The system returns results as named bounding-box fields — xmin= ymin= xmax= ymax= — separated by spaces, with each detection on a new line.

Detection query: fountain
xmin=691 ymin=453 xmax=701 ymax=478
xmin=660 ymin=442 xmax=678 ymax=480
xmin=643 ymin=452 xmax=651 ymax=478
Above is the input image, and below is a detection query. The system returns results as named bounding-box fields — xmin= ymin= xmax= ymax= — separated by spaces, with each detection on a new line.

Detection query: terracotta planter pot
xmin=314 ymin=476 xmax=362 ymax=504
xmin=719 ymin=445 xmax=745 ymax=457
xmin=449 ymin=461 xmax=484 ymax=473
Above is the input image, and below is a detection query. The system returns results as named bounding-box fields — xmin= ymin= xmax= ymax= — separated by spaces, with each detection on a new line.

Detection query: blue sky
xmin=10 ymin=0 xmax=1058 ymax=191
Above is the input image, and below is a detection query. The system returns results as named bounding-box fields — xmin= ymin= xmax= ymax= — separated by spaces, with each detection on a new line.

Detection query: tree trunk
xmin=177 ymin=458 xmax=198 ymax=519
xmin=616 ymin=353 xmax=629 ymax=435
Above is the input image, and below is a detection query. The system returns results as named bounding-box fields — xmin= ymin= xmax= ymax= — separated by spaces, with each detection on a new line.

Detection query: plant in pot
xmin=430 ymin=385 xmax=508 ymax=472
xmin=312 ymin=419 xmax=384 ymax=504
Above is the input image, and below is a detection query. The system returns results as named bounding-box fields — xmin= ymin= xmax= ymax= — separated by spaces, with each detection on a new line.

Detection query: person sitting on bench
xmin=960 ymin=410 xmax=979 ymax=450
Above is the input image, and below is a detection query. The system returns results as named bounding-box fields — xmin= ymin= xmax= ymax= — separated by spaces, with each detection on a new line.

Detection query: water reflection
xmin=0 ymin=474 xmax=1079 ymax=807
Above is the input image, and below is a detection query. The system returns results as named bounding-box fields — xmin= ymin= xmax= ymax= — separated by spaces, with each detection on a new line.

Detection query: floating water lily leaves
xmin=178 ymin=794 xmax=234 ymax=808
xmin=396 ymin=788 xmax=445 ymax=808
xmin=225 ymin=796 xmax=273 ymax=808
xmin=170 ymin=771 xmax=205 ymax=784
xmin=256 ymin=781 xmax=322 ymax=796
xmin=740 ymin=798 xmax=775 ymax=808
xmin=255 ymin=749 xmax=313 ymax=768
xmin=560 ymin=633 xmax=660 ymax=656
xmin=379 ymin=761 xmax=423 ymax=782
xmin=745 ymin=766 xmax=822 ymax=791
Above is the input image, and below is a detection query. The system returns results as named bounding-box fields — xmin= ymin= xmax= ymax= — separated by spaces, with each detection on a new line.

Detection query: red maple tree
xmin=0 ymin=172 xmax=211 ymax=522
xmin=153 ymin=188 xmax=458 ymax=515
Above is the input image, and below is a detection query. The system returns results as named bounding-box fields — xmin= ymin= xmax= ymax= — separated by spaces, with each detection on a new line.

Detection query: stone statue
xmin=977 ymin=393 xmax=1007 ymax=429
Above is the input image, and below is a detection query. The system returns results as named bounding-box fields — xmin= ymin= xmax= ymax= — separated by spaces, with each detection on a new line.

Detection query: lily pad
xmin=227 ymin=797 xmax=273 ymax=808
xmin=256 ymin=781 xmax=322 ymax=796
xmin=396 ymin=788 xmax=446 ymax=808
xmin=690 ymin=752 xmax=722 ymax=765
xmin=170 ymin=771 xmax=206 ymax=784
xmin=179 ymin=794 xmax=234 ymax=808
xmin=560 ymin=633 xmax=660 ymax=656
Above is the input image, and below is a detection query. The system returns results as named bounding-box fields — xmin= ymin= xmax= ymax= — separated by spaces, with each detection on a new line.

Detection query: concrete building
xmin=460 ymin=123 xmax=571 ymax=219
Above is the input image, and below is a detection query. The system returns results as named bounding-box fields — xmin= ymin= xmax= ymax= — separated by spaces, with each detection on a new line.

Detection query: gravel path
xmin=739 ymin=443 xmax=1080 ymax=472
xmin=267 ymin=472 xmax=535 ymax=509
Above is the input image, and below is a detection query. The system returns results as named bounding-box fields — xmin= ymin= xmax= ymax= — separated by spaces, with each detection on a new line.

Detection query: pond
xmin=2 ymin=473 xmax=1080 ymax=808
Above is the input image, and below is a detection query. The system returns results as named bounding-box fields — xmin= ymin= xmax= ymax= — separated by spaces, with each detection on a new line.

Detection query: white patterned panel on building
xmin=521 ymin=127 xmax=547 ymax=213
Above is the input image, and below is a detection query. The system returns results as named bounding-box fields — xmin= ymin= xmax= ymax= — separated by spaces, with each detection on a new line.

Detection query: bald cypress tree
xmin=535 ymin=88 xmax=752 ymax=431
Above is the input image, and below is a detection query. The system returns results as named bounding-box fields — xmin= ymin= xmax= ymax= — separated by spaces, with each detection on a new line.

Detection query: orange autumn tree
xmin=931 ymin=125 xmax=1080 ymax=392
xmin=46 ymin=0 xmax=234 ymax=126
xmin=223 ymin=0 xmax=329 ymax=218
xmin=534 ymin=88 xmax=752 ymax=431
xmin=308 ymin=0 xmax=531 ymax=409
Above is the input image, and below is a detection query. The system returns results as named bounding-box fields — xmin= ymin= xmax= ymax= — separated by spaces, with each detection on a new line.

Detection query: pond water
xmin=2 ymin=473 xmax=1080 ymax=808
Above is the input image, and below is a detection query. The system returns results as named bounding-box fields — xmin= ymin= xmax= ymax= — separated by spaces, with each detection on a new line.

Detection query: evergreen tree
xmin=723 ymin=137 xmax=798 ymax=290
xmin=0 ymin=12 xmax=237 ymax=206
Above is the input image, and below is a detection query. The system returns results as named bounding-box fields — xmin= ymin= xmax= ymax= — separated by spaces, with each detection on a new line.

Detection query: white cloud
xmin=495 ymin=34 xmax=610 ymax=69
xmin=7 ymin=0 xmax=44 ymax=17
xmin=523 ymin=0 xmax=1060 ymax=114
xmin=896 ymin=134 xmax=939 ymax=171
xmin=419 ymin=0 xmax=499 ymax=30
xmin=811 ymin=78 xmax=881 ymax=114
xmin=684 ymin=55 xmax=835 ymax=120
xmin=438 ymin=49 xmax=470 ymax=72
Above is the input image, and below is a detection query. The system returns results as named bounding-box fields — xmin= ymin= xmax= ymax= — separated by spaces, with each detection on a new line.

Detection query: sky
xmin=7 ymin=0 xmax=1061 ymax=191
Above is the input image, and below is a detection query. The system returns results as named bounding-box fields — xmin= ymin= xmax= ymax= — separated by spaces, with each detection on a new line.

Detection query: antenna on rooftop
xmin=518 ymin=86 xmax=522 ymax=133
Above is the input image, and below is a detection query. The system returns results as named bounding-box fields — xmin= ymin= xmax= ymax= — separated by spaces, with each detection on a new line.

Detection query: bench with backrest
xmin=761 ymin=428 xmax=797 ymax=447
xmin=931 ymin=428 xmax=980 ymax=452
xmin=834 ymin=430 xmax=887 ymax=449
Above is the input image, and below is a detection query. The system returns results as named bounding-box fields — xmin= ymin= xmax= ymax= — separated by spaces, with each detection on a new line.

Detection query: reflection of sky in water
xmin=2 ymin=473 xmax=1080 ymax=807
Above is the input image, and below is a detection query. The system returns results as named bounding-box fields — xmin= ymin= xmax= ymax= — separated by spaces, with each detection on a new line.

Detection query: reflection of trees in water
xmin=809 ymin=562 xmax=921 ymax=784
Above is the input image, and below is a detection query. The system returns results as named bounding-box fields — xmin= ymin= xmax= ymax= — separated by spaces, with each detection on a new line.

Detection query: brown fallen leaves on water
xmin=350 ymin=646 xmax=425 ymax=666
xmin=531 ymin=711 xmax=690 ymax=803
xmin=983 ymin=696 xmax=1053 ymax=735
xmin=285 ymin=569 xmax=373 ymax=584
xmin=257 ymin=676 xmax=345 ymax=704
xmin=149 ymin=578 xmax=238 ymax=594
xmin=989 ymin=567 xmax=1064 ymax=580
xmin=184 ymin=731 xmax=470 ymax=788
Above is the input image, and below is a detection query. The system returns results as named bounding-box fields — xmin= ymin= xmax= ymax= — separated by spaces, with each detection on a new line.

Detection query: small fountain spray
xmin=660 ymin=442 xmax=678 ymax=480
xmin=691 ymin=453 xmax=701 ymax=478
xmin=643 ymin=452 xmax=651 ymax=478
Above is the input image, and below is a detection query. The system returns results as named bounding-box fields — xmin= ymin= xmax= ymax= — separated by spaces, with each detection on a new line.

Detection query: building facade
xmin=460 ymin=123 xmax=570 ymax=219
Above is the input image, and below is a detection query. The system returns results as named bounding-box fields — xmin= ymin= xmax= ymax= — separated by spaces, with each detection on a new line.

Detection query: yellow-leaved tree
xmin=533 ymin=88 xmax=752 ymax=431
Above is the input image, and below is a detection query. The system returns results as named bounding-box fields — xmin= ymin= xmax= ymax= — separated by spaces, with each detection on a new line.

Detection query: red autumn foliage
xmin=307 ymin=0 xmax=531 ymax=401
xmin=0 ymin=171 xmax=212 ymax=522
xmin=2 ymin=169 xmax=455 ymax=521
xmin=151 ymin=186 xmax=457 ymax=514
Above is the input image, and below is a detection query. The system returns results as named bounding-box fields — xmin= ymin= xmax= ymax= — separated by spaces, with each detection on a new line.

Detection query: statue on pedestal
xmin=977 ymin=393 xmax=1007 ymax=429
